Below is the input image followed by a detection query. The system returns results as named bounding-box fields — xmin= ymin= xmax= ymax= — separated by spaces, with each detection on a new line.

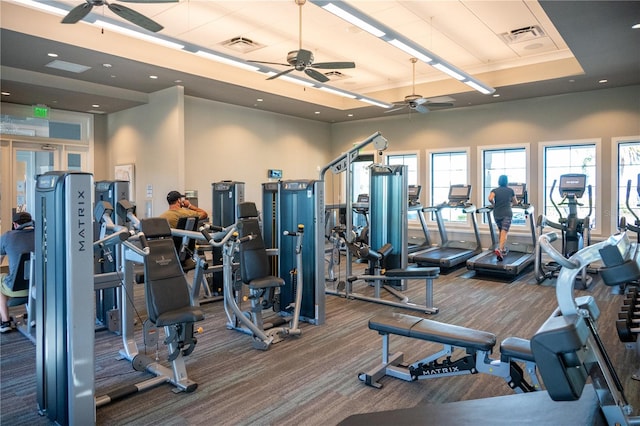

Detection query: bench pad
xmin=500 ymin=337 xmax=534 ymax=362
xmin=369 ymin=313 xmax=496 ymax=352
xmin=385 ymin=267 xmax=440 ymax=278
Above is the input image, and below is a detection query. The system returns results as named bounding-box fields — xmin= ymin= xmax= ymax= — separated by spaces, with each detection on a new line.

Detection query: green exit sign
xmin=33 ymin=105 xmax=49 ymax=118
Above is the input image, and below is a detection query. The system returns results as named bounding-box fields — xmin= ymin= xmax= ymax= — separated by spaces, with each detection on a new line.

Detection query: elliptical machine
xmin=535 ymin=173 xmax=593 ymax=287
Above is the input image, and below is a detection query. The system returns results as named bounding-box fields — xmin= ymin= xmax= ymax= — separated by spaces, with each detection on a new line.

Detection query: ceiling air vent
xmin=220 ymin=36 xmax=265 ymax=53
xmin=500 ymin=25 xmax=546 ymax=44
xmin=323 ymin=70 xmax=350 ymax=80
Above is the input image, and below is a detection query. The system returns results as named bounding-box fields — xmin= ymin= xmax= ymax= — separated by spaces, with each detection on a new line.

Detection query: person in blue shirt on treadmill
xmin=488 ymin=175 xmax=518 ymax=261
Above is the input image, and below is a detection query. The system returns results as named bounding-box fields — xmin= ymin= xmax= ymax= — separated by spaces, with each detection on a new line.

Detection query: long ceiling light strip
xmin=14 ymin=0 xmax=394 ymax=108
xmin=310 ymin=0 xmax=496 ymax=95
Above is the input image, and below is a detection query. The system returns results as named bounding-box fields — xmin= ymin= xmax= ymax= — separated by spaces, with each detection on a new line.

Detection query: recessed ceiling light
xmin=569 ymin=79 xmax=575 ymax=83
xmin=257 ymin=98 xmax=263 ymax=102
xmin=103 ymin=63 xmax=112 ymax=68
xmin=149 ymin=75 xmax=158 ymax=79
xmin=598 ymin=79 xmax=608 ymax=84
xmin=1 ymin=91 xmax=10 ymax=96
xmin=493 ymin=94 xmax=500 ymax=98
xmin=92 ymin=104 xmax=100 ymax=108
xmin=632 ymin=23 xmax=640 ymax=29
xmin=174 ymin=79 xmax=182 ymax=83
xmin=314 ymin=111 xmax=320 ymax=114
xmin=47 ymin=53 xmax=58 ymax=58
xmin=347 ymin=113 xmax=353 ymax=117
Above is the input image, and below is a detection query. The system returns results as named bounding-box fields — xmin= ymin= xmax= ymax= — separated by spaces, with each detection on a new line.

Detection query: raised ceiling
xmin=1 ymin=0 xmax=639 ymax=122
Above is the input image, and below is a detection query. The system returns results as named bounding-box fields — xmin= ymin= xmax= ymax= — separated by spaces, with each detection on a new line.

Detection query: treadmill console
xmin=558 ymin=174 xmax=587 ymax=198
xmin=408 ymin=185 xmax=422 ymax=207
xmin=508 ymin=182 xmax=528 ymax=205
xmin=447 ymin=184 xmax=472 ymax=207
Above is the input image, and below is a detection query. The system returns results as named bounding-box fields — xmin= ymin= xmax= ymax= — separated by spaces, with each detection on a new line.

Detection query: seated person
xmin=0 ymin=212 xmax=35 ymax=333
xmin=160 ymin=191 xmax=208 ymax=229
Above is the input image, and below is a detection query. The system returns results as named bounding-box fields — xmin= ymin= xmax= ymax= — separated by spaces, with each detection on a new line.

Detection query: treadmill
xmin=407 ymin=185 xmax=431 ymax=254
xmin=409 ymin=184 xmax=481 ymax=270
xmin=466 ymin=183 xmax=537 ymax=278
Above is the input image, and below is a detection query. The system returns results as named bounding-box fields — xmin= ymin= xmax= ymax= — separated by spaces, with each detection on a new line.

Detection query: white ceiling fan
xmin=386 ymin=58 xmax=455 ymax=114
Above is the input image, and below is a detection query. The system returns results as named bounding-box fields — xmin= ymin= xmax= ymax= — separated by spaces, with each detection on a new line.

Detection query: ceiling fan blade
xmin=414 ymin=105 xmax=430 ymax=113
xmin=305 ymin=68 xmax=329 ymax=83
xmin=119 ymin=0 xmax=177 ymax=3
xmin=413 ymin=97 xmax=428 ymax=106
xmin=426 ymin=102 xmax=454 ymax=108
xmin=384 ymin=105 xmax=407 ymax=113
xmin=61 ymin=2 xmax=94 ymax=24
xmin=248 ymin=60 xmax=291 ymax=67
xmin=108 ymin=2 xmax=164 ymax=32
xmin=311 ymin=61 xmax=355 ymax=70
xmin=266 ymin=68 xmax=295 ymax=80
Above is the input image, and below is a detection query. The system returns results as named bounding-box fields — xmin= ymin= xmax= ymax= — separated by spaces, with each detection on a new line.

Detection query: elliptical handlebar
xmin=538 ymin=232 xmax=580 ymax=270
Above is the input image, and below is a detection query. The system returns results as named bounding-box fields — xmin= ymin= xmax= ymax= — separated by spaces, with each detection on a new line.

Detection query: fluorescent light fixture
xmin=432 ymin=63 xmax=465 ymax=81
xmin=359 ymin=97 xmax=393 ymax=108
xmin=388 ymin=39 xmax=433 ymax=63
xmin=311 ymin=0 xmax=495 ymax=95
xmin=318 ymin=86 xmax=357 ymax=99
xmin=95 ymin=20 xmax=185 ymax=50
xmin=464 ymin=80 xmax=493 ymax=95
xmin=195 ymin=50 xmax=260 ymax=72
xmin=11 ymin=0 xmax=68 ymax=16
xmin=278 ymin=75 xmax=316 ymax=87
xmin=320 ymin=3 xmax=386 ymax=38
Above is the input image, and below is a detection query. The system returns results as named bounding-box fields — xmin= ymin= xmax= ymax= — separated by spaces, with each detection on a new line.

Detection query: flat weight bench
xmin=359 ymin=313 xmax=539 ymax=393
xmin=347 ymin=266 xmax=441 ymax=314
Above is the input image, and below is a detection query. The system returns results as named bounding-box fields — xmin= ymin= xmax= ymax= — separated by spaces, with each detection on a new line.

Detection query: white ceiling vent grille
xmin=323 ymin=70 xmax=350 ymax=80
xmin=500 ymin=25 xmax=546 ymax=44
xmin=220 ymin=37 xmax=265 ymax=53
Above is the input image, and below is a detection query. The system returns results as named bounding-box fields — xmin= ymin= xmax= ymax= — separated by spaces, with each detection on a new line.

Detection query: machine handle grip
xmin=538 ymin=232 xmax=580 ymax=270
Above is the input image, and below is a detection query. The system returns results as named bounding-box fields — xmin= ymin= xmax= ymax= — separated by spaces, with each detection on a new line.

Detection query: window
xmin=617 ymin=139 xmax=640 ymax=228
xmin=430 ymin=150 xmax=468 ymax=222
xmin=482 ymin=147 xmax=528 ymax=225
xmin=386 ymin=152 xmax=419 ymax=220
xmin=541 ymin=141 xmax=598 ymax=229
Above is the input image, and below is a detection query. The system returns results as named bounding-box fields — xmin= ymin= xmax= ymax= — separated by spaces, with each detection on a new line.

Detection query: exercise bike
xmin=535 ymin=173 xmax=593 ymax=287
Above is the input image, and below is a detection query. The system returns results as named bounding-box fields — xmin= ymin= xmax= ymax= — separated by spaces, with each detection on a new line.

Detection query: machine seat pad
xmin=155 ymin=307 xmax=205 ymax=327
xmin=369 ymin=313 xmax=496 ymax=352
xmin=248 ymin=276 xmax=285 ymax=290
xmin=500 ymin=337 xmax=534 ymax=362
xmin=385 ymin=266 xmax=440 ymax=278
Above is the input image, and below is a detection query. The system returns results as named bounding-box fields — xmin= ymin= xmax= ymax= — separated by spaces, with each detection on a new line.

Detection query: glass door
xmin=13 ymin=144 xmax=58 ymax=216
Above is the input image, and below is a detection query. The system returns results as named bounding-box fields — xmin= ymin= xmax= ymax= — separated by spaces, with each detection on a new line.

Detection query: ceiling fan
xmin=61 ymin=0 xmax=177 ymax=33
xmin=386 ymin=58 xmax=455 ymax=114
xmin=248 ymin=0 xmax=355 ymax=83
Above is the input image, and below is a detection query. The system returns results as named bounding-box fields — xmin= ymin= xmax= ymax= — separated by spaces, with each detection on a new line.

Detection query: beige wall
xmin=102 ymin=84 xmax=639 ymax=240
xmin=184 ymin=96 xmax=332 ymax=214
xmin=330 ymin=85 xmax=640 ymax=239
xmin=104 ymin=87 xmax=332 ymax=217
xmin=107 ymin=86 xmax=184 ymax=218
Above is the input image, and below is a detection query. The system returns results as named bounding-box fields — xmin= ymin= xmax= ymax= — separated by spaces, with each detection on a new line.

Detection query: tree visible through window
xmin=431 ymin=151 xmax=468 ymax=222
xmin=542 ymin=144 xmax=597 ymax=227
xmin=482 ymin=148 xmax=527 ymax=225
xmin=618 ymin=141 xmax=640 ymax=227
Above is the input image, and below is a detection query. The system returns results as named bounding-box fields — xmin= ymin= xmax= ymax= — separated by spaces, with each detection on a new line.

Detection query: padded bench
xmin=360 ymin=313 xmax=538 ymax=392
xmin=349 ymin=266 xmax=440 ymax=314
xmin=369 ymin=313 xmax=496 ymax=352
